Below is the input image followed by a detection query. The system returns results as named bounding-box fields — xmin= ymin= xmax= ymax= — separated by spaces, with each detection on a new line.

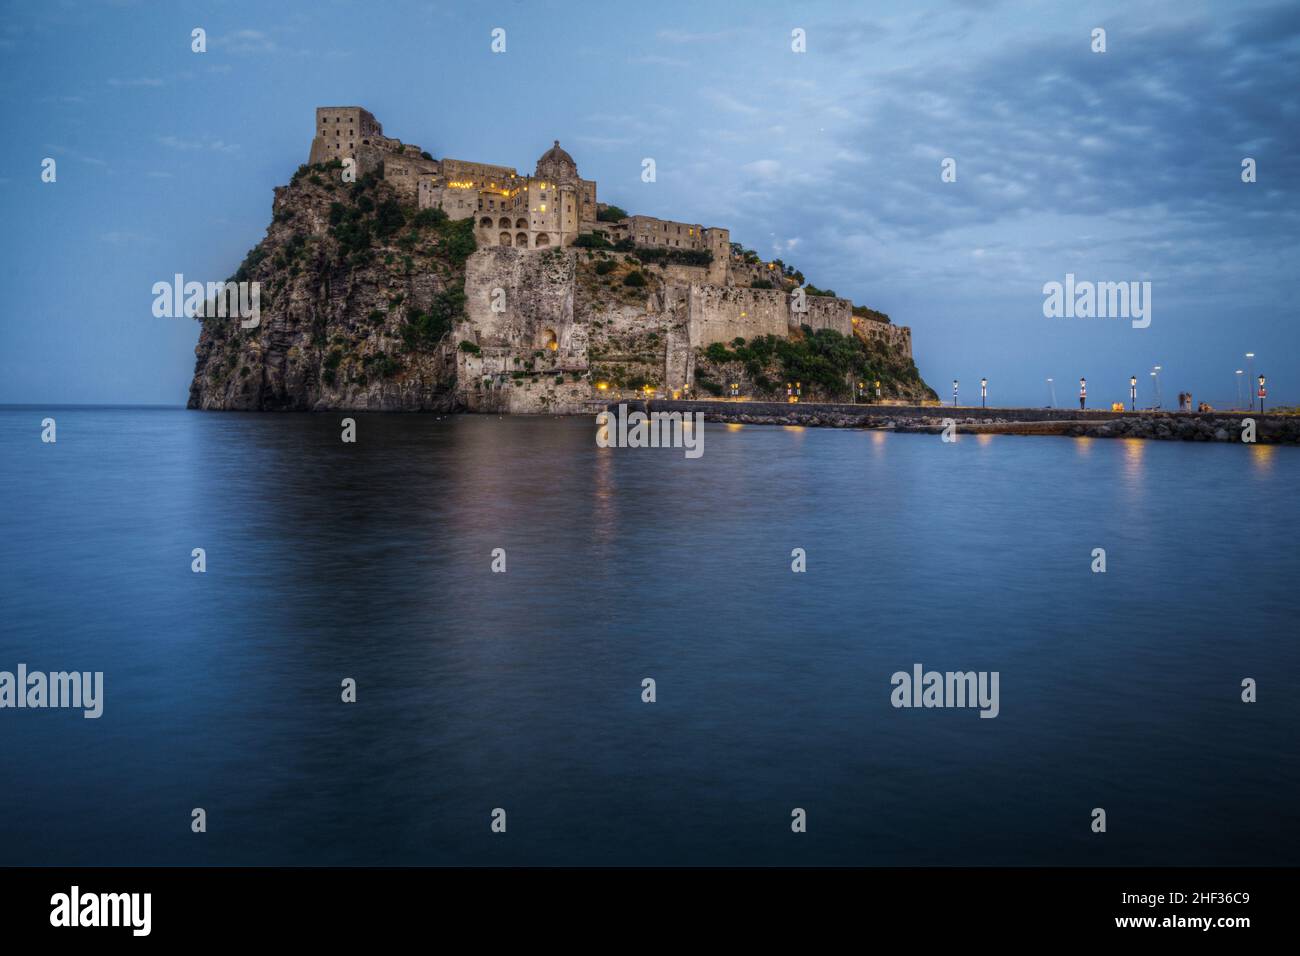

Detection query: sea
xmin=1 ymin=407 xmax=1296 ymax=865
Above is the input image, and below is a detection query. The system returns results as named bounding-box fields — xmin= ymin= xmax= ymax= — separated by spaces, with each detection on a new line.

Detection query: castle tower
xmin=308 ymin=107 xmax=385 ymax=168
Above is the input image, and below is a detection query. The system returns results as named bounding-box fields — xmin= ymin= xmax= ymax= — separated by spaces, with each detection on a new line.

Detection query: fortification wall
xmin=683 ymin=286 xmax=854 ymax=346
xmin=685 ymin=285 xmax=789 ymax=346
xmin=798 ymin=296 xmax=853 ymax=336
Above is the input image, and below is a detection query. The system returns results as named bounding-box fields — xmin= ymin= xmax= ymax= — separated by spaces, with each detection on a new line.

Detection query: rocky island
xmin=188 ymin=106 xmax=935 ymax=412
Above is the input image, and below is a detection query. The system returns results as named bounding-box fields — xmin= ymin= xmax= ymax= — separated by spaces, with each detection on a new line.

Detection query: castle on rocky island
xmin=306 ymin=106 xmax=918 ymax=413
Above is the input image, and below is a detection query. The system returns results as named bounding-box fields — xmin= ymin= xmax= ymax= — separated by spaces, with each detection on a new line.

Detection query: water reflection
xmin=1251 ymin=443 xmax=1276 ymax=474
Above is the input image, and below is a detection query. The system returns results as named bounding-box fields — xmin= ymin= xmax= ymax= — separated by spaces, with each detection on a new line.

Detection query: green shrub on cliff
xmin=374 ymin=200 xmax=406 ymax=239
xmin=698 ymin=328 xmax=922 ymax=399
xmin=401 ymin=288 xmax=467 ymax=348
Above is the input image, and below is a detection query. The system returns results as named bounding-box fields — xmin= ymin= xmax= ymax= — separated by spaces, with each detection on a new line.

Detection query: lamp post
xmin=1152 ymin=365 xmax=1162 ymax=409
xmin=980 ymin=377 xmax=987 ymax=408
xmin=874 ymin=380 xmax=881 ymax=403
xmin=1047 ymin=377 xmax=1055 ymax=409
xmin=1246 ymin=353 xmax=1255 ymax=401
xmin=1236 ymin=370 xmax=1244 ymax=409
xmin=856 ymin=380 xmax=865 ymax=404
xmin=1258 ymin=373 xmax=1266 ymax=412
xmin=952 ymin=379 xmax=959 ymax=407
xmin=1130 ymin=375 xmax=1137 ymax=411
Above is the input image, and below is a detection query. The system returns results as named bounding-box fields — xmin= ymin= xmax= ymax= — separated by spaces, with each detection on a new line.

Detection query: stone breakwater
xmin=625 ymin=400 xmax=1300 ymax=444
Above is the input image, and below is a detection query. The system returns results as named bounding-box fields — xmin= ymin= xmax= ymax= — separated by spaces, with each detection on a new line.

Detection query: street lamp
xmin=1236 ymin=370 xmax=1244 ymax=409
xmin=952 ymin=379 xmax=959 ymax=407
xmin=1152 ymin=365 xmax=1162 ymax=409
xmin=1246 ymin=353 xmax=1255 ymax=400
xmin=1130 ymin=375 xmax=1137 ymax=411
xmin=1047 ymin=377 xmax=1055 ymax=408
xmin=1258 ymin=373 xmax=1266 ymax=412
xmin=980 ymin=377 xmax=987 ymax=408
xmin=874 ymin=380 xmax=881 ymax=403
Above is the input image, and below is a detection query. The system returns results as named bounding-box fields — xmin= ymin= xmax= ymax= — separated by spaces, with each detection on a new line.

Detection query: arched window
xmin=499 ymin=217 xmax=511 ymax=229
xmin=515 ymin=218 xmax=527 ymax=229
xmin=534 ymin=232 xmax=551 ymax=247
xmin=480 ymin=217 xmax=493 ymax=227
xmin=516 ymin=232 xmax=528 ymax=247
xmin=499 ymin=232 xmax=512 ymax=246
xmin=540 ymin=329 xmax=558 ymax=351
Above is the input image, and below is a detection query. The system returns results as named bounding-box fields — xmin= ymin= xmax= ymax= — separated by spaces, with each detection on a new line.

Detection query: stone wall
xmin=684 ymin=285 xmax=854 ymax=346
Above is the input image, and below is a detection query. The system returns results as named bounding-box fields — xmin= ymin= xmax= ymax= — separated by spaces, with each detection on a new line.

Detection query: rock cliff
xmin=188 ymin=161 xmax=472 ymax=411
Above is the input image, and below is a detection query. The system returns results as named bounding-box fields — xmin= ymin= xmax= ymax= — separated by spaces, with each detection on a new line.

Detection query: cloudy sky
xmin=3 ymin=0 xmax=1297 ymax=407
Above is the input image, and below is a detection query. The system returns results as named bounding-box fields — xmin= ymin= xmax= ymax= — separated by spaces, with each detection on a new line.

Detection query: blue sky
xmin=2 ymin=0 xmax=1297 ymax=407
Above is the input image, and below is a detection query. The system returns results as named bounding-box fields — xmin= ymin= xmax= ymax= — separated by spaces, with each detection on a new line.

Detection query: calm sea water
xmin=1 ymin=407 xmax=1296 ymax=866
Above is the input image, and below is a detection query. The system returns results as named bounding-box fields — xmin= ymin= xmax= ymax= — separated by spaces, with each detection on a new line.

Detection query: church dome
xmin=536 ymin=140 xmax=578 ymax=180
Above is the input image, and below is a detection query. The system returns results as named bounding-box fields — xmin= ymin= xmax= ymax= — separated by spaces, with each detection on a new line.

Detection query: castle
xmin=308 ymin=106 xmax=731 ymax=271
xmin=308 ymin=107 xmax=914 ymax=413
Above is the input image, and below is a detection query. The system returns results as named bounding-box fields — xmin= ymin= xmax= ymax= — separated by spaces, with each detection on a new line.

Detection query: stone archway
xmin=498 ymin=217 xmax=511 ymax=230
xmin=540 ymin=328 xmax=558 ymax=351
xmin=499 ymin=232 xmax=512 ymax=246
xmin=534 ymin=232 xmax=551 ymax=248
xmin=516 ymin=232 xmax=528 ymax=247
xmin=515 ymin=218 xmax=527 ymax=229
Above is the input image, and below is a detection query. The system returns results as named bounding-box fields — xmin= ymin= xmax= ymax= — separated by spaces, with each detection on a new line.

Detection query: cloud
xmin=707 ymin=91 xmax=761 ymax=116
xmin=101 ymin=231 xmax=151 ymax=244
xmin=656 ymin=29 xmax=735 ymax=44
xmin=108 ymin=77 xmax=164 ymax=88
xmin=742 ymin=159 xmax=782 ymax=180
xmin=214 ymin=29 xmax=277 ymax=55
xmin=42 ymin=144 xmax=107 ymax=167
xmin=156 ymin=135 xmax=240 ymax=154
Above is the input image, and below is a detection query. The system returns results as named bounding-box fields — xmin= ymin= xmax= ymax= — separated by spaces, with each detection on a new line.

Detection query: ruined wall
xmin=854 ymin=318 xmax=913 ymax=358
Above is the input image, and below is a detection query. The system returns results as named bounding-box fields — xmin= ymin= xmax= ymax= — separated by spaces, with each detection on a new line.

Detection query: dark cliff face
xmin=187 ymin=162 xmax=473 ymax=411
